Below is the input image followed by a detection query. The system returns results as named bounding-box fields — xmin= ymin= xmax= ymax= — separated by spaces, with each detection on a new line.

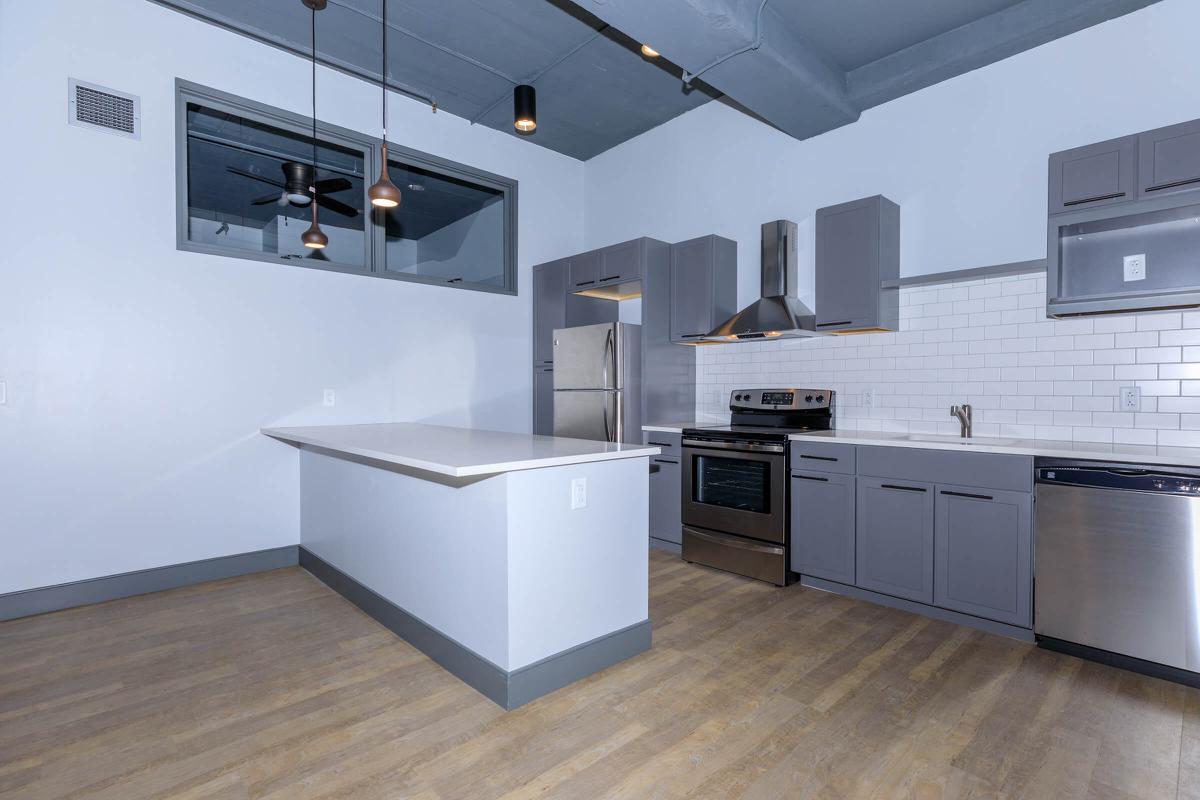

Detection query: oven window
xmin=693 ymin=456 xmax=770 ymax=513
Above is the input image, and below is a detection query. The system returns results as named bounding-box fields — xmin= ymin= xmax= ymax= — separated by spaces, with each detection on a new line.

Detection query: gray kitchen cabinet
xmin=934 ymin=485 xmax=1032 ymax=627
xmin=669 ymin=234 xmax=737 ymax=344
xmin=790 ymin=470 xmax=855 ymax=585
xmin=1138 ymin=118 xmax=1200 ymax=200
xmin=532 ymin=366 xmax=554 ymax=435
xmin=568 ymin=249 xmax=601 ymax=292
xmin=648 ymin=456 xmax=682 ymax=545
xmin=815 ymin=195 xmax=899 ymax=333
xmin=533 ymin=260 xmax=567 ymax=365
xmin=855 ymin=476 xmax=934 ymax=604
xmin=1048 ymin=135 xmax=1136 ymax=214
xmin=598 ymin=239 xmax=643 ymax=286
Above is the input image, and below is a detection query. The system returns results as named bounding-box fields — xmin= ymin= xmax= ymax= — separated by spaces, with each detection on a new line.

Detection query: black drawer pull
xmin=647 ymin=441 xmax=675 ymax=447
xmin=1145 ymin=177 xmax=1200 ymax=193
xmin=651 ymin=458 xmax=678 ymax=465
xmin=881 ymin=483 xmax=927 ymax=493
xmin=1063 ymin=191 xmax=1124 ymax=206
xmin=816 ymin=320 xmax=853 ymax=327
xmin=575 ymin=280 xmax=595 ymax=286
xmin=799 ymin=454 xmax=838 ymax=462
xmin=600 ymin=275 xmax=621 ymax=282
xmin=793 ymin=474 xmax=829 ymax=482
xmin=680 ymin=333 xmax=707 ymax=339
xmin=940 ymin=490 xmax=993 ymax=501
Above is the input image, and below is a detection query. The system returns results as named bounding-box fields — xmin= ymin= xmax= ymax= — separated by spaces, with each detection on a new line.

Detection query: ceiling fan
xmin=226 ymin=161 xmax=359 ymax=218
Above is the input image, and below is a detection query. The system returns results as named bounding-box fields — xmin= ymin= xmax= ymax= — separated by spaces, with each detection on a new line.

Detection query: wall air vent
xmin=68 ymin=78 xmax=140 ymax=139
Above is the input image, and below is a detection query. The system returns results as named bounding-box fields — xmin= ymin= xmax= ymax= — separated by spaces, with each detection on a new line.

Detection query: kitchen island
xmin=262 ymin=423 xmax=659 ymax=709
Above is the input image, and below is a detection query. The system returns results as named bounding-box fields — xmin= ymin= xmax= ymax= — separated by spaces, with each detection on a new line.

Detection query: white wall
xmin=583 ymin=0 xmax=1200 ymax=313
xmin=0 ymin=0 xmax=585 ymax=593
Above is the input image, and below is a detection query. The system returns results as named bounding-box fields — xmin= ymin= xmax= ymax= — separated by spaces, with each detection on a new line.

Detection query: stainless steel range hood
xmin=704 ymin=220 xmax=821 ymax=342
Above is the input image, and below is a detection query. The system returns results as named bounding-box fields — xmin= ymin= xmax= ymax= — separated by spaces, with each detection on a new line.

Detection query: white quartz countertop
xmin=642 ymin=421 xmax=727 ymax=434
xmin=263 ymin=423 xmax=660 ymax=477
xmin=789 ymin=429 xmax=1200 ymax=468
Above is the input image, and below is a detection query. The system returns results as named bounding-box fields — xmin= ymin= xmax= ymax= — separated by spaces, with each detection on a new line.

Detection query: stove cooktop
xmin=684 ymin=388 xmax=835 ymax=440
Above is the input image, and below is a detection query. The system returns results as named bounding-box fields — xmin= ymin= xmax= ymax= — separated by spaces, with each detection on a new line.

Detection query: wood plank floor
xmin=2 ymin=550 xmax=1196 ymax=799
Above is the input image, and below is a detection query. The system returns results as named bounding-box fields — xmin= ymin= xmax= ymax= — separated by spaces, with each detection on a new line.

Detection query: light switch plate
xmin=570 ymin=477 xmax=587 ymax=510
xmin=1120 ymin=386 xmax=1141 ymax=412
xmin=323 ymin=388 xmax=336 ymax=407
xmin=0 ymin=380 xmax=6 ymax=405
xmin=1123 ymin=253 xmax=1146 ymax=282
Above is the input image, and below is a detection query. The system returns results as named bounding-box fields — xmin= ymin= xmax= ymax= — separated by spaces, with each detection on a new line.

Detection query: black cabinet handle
xmin=881 ymin=483 xmax=927 ymax=492
xmin=793 ymin=474 xmax=829 ymax=482
xmin=647 ymin=441 xmax=674 ymax=447
xmin=799 ymin=454 xmax=838 ymax=462
xmin=1063 ymin=191 xmax=1124 ymax=206
xmin=816 ymin=320 xmax=853 ymax=327
xmin=651 ymin=458 xmax=677 ymax=465
xmin=680 ymin=333 xmax=707 ymax=339
xmin=601 ymin=275 xmax=621 ymax=282
xmin=575 ymin=280 xmax=595 ymax=287
xmin=940 ymin=490 xmax=993 ymax=501
xmin=1145 ymin=177 xmax=1200 ymax=193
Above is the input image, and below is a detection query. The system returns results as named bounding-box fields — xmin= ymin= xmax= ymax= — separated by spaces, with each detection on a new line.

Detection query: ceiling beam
xmin=847 ymin=0 xmax=1164 ymax=110
xmin=566 ymin=0 xmax=859 ymax=140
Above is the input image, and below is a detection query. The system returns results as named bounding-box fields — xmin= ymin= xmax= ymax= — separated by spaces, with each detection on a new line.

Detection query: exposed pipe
xmin=681 ymin=0 xmax=770 ymax=87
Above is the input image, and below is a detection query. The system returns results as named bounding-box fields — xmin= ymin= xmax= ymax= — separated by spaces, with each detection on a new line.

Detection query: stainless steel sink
xmin=892 ymin=433 xmax=1024 ymax=447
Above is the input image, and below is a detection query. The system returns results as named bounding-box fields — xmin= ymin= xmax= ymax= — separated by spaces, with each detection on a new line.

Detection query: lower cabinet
xmin=855 ymin=476 xmax=935 ymax=604
xmin=934 ymin=485 xmax=1032 ymax=627
xmin=789 ymin=470 xmax=855 ymax=584
xmin=648 ymin=456 xmax=682 ymax=544
xmin=532 ymin=366 xmax=554 ymax=436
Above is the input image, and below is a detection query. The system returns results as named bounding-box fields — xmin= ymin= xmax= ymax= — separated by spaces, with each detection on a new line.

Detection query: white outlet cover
xmin=570 ymin=477 xmax=587 ymax=510
xmin=323 ymin=388 xmax=336 ymax=406
xmin=0 ymin=380 xmax=6 ymax=405
xmin=1119 ymin=386 xmax=1141 ymax=412
xmin=862 ymin=389 xmax=875 ymax=409
xmin=1123 ymin=253 xmax=1146 ymax=282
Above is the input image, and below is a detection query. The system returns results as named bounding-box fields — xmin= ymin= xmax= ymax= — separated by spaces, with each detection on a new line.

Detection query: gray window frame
xmin=175 ymin=79 xmax=518 ymax=296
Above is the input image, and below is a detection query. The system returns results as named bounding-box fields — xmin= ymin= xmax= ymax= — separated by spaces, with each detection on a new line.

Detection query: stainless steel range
xmin=681 ymin=389 xmax=834 ymax=585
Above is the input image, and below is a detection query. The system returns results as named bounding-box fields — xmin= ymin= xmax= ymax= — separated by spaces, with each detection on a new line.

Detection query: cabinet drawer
xmin=643 ymin=431 xmax=682 ymax=457
xmin=857 ymin=446 xmax=1032 ymax=493
xmin=790 ymin=440 xmax=855 ymax=474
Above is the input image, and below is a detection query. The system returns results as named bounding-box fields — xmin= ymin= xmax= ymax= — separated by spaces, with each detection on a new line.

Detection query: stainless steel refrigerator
xmin=553 ymin=322 xmax=642 ymax=443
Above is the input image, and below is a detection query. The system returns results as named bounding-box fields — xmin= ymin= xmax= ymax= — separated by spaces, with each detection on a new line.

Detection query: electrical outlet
xmin=570 ymin=477 xmax=587 ymax=510
xmin=1123 ymin=253 xmax=1146 ymax=282
xmin=862 ymin=388 xmax=875 ymax=409
xmin=323 ymin=388 xmax=336 ymax=407
xmin=1120 ymin=386 xmax=1141 ymax=412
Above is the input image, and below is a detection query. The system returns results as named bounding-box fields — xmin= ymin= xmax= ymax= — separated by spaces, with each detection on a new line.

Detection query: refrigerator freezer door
xmin=553 ymin=323 xmax=620 ymax=391
xmin=553 ymin=390 xmax=621 ymax=443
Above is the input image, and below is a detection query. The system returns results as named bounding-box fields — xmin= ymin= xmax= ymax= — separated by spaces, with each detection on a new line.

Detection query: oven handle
xmin=684 ymin=527 xmax=784 ymax=556
xmin=682 ymin=438 xmax=786 ymax=454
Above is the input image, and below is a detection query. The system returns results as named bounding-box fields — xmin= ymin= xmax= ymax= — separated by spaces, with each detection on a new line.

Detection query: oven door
xmin=681 ymin=439 xmax=787 ymax=543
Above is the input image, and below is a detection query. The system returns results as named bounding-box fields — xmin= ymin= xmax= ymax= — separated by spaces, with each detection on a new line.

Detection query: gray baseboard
xmin=0 ymin=546 xmax=300 ymax=622
xmin=300 ymin=547 xmax=651 ymax=710
xmin=800 ymin=575 xmax=1035 ymax=643
xmin=649 ymin=537 xmax=682 ymax=554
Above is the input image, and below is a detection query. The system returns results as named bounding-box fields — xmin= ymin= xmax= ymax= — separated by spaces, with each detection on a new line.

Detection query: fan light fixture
xmin=367 ymin=0 xmax=402 ymax=209
xmin=513 ymin=84 xmax=536 ymax=134
xmin=640 ymin=44 xmax=660 ymax=57
xmin=302 ymin=0 xmax=327 ymax=249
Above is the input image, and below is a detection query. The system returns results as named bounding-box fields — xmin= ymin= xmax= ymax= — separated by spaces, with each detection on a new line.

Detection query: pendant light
xmin=513 ymin=84 xmax=536 ymax=134
xmin=367 ymin=0 xmax=402 ymax=209
xmin=301 ymin=0 xmax=328 ymax=250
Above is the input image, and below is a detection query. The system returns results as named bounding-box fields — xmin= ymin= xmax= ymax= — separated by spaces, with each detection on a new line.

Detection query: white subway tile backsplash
xmin=696 ymin=271 xmax=1200 ymax=444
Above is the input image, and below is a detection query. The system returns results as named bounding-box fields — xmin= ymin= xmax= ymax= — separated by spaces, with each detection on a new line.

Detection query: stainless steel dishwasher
xmin=1035 ymin=458 xmax=1200 ymax=686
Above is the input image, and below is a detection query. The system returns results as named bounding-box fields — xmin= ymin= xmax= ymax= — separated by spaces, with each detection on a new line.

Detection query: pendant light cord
xmin=381 ymin=0 xmax=387 ymax=138
xmin=311 ymin=3 xmax=318 ymax=215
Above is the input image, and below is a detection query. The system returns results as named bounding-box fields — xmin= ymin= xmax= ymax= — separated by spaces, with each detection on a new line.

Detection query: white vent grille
xmin=68 ymin=79 xmax=140 ymax=139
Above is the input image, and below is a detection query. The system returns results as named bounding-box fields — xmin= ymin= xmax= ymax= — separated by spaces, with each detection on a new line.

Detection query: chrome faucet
xmin=950 ymin=404 xmax=973 ymax=438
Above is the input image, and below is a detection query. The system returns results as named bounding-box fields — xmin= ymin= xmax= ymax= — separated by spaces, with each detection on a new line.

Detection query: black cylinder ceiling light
xmin=513 ymin=84 xmax=536 ymax=134
xmin=367 ymin=0 xmax=402 ymax=209
xmin=301 ymin=0 xmax=328 ymax=249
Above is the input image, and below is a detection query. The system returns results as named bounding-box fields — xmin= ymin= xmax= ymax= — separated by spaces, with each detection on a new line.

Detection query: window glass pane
xmin=382 ymin=159 xmax=507 ymax=288
xmin=185 ymin=103 xmax=366 ymax=267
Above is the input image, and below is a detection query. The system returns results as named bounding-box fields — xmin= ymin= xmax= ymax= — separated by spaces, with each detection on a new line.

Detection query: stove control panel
xmin=729 ymin=388 xmax=833 ymax=410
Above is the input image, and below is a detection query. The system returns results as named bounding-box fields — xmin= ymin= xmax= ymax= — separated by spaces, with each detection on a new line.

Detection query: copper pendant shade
xmin=302 ymin=191 xmax=329 ymax=249
xmin=368 ymin=0 xmax=401 ymax=209
xmin=303 ymin=0 xmax=327 ymax=249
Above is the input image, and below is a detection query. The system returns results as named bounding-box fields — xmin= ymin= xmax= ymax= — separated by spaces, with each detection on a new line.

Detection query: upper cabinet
xmin=570 ymin=240 xmax=645 ymax=301
xmin=1047 ymin=116 xmax=1200 ymax=317
xmin=1047 ymin=135 xmax=1136 ymax=214
xmin=669 ymin=235 xmax=737 ymax=344
xmin=568 ymin=250 xmax=601 ymax=292
xmin=815 ymin=195 xmax=899 ymax=334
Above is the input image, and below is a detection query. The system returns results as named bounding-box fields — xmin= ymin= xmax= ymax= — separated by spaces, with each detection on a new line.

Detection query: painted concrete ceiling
xmin=155 ymin=0 xmax=1162 ymax=160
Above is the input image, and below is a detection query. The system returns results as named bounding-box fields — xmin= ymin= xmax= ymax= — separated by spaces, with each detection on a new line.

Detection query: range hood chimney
xmin=703 ymin=220 xmax=821 ymax=342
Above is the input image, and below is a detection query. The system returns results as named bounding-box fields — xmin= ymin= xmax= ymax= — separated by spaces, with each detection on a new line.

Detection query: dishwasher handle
xmin=1037 ymin=464 xmax=1200 ymax=495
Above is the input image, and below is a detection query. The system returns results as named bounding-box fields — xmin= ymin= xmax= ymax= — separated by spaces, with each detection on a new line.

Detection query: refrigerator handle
xmin=602 ymin=392 xmax=611 ymax=442
xmin=602 ymin=327 xmax=614 ymax=390
xmin=614 ymin=391 xmax=623 ymax=443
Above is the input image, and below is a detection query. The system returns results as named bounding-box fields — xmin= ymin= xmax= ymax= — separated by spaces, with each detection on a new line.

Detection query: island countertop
xmin=263 ymin=422 xmax=660 ymax=478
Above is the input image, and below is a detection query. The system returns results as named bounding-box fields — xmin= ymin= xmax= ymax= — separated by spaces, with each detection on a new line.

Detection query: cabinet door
xmin=1048 ymin=135 xmax=1136 ymax=213
xmin=815 ymin=199 xmax=879 ymax=331
xmin=532 ymin=262 xmax=567 ymax=365
xmin=599 ymin=239 xmax=642 ymax=285
xmin=670 ymin=236 xmax=715 ymax=342
xmin=649 ymin=456 xmax=682 ymax=544
xmin=855 ymin=477 xmax=934 ymax=603
xmin=790 ymin=471 xmax=855 ymax=584
xmin=1138 ymin=119 xmax=1200 ymax=200
xmin=568 ymin=250 xmax=600 ymax=291
xmin=532 ymin=367 xmax=554 ymax=435
xmin=934 ymin=486 xmax=1032 ymax=627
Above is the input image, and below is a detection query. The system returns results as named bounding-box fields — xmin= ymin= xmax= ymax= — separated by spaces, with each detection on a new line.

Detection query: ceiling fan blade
xmin=314 ymin=177 xmax=352 ymax=193
xmin=315 ymin=194 xmax=360 ymax=218
xmin=250 ymin=192 xmax=283 ymax=205
xmin=227 ymin=166 xmax=284 ymax=188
